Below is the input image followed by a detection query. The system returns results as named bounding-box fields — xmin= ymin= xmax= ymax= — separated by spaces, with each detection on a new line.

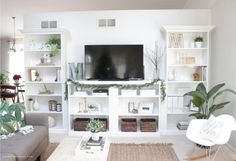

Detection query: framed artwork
xmin=128 ymin=102 xmax=135 ymax=113
xmin=88 ymin=103 xmax=101 ymax=113
xmin=29 ymin=69 xmax=37 ymax=81
xmin=139 ymin=102 xmax=154 ymax=114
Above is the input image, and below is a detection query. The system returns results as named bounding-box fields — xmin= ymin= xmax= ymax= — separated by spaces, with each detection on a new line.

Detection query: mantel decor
xmin=65 ymin=79 xmax=166 ymax=101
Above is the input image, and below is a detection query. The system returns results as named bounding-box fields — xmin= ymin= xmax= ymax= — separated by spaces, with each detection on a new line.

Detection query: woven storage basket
xmin=140 ymin=118 xmax=157 ymax=132
xmin=74 ymin=118 xmax=90 ymax=131
xmin=121 ymin=118 xmax=137 ymax=132
xmin=96 ymin=118 xmax=108 ymax=131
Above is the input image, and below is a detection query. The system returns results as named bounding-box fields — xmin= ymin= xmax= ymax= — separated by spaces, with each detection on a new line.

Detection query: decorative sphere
xmin=48 ymin=116 xmax=56 ymax=128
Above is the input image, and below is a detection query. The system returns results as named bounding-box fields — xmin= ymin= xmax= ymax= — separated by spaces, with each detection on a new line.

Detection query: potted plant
xmin=184 ymin=83 xmax=236 ymax=119
xmin=86 ymin=119 xmax=105 ymax=141
xmin=0 ymin=71 xmax=10 ymax=84
xmin=194 ymin=36 xmax=203 ymax=48
xmin=13 ymin=74 xmax=22 ymax=83
xmin=45 ymin=36 xmax=61 ymax=58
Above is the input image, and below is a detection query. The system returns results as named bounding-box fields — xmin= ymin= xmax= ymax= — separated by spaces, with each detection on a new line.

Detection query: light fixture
xmin=8 ymin=17 xmax=16 ymax=54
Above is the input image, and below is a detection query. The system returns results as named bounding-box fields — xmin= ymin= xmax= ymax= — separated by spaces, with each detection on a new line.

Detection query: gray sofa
xmin=0 ymin=113 xmax=49 ymax=161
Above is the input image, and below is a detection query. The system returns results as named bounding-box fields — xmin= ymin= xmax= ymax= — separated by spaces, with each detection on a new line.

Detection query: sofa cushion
xmin=0 ymin=152 xmax=16 ymax=161
xmin=0 ymin=126 xmax=47 ymax=161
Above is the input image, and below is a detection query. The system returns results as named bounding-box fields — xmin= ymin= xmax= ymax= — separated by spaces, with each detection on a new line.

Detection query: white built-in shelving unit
xmin=161 ymin=25 xmax=215 ymax=135
xmin=21 ymin=29 xmax=67 ymax=133
xmin=67 ymin=81 xmax=161 ymax=137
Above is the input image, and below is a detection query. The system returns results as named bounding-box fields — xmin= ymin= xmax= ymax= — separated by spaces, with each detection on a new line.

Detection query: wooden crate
xmin=121 ymin=118 xmax=137 ymax=132
xmin=74 ymin=118 xmax=90 ymax=131
xmin=140 ymin=118 xmax=157 ymax=132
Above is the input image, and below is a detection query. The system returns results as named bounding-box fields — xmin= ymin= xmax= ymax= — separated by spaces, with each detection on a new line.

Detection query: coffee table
xmin=47 ymin=137 xmax=110 ymax=161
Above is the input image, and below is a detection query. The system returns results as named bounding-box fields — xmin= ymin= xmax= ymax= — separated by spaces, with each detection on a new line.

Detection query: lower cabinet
xmin=67 ymin=81 xmax=161 ymax=137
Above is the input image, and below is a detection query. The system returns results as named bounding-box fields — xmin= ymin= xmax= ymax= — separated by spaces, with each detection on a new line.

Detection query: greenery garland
xmin=64 ymin=79 xmax=166 ymax=101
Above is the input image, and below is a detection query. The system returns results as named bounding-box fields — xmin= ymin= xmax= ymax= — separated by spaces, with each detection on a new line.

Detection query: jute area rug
xmin=43 ymin=143 xmax=179 ymax=161
xmin=107 ymin=143 xmax=179 ymax=161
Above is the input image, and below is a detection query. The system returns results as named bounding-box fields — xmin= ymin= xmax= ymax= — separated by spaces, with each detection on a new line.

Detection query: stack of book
xmin=85 ymin=137 xmax=105 ymax=151
xmin=176 ymin=121 xmax=189 ymax=130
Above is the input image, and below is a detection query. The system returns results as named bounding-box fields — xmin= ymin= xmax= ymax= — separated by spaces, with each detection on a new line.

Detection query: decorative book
xmin=86 ymin=137 xmax=103 ymax=146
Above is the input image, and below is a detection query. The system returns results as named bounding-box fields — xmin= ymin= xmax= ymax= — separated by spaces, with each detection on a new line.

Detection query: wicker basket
xmin=96 ymin=118 xmax=108 ymax=131
xmin=140 ymin=118 xmax=157 ymax=132
xmin=121 ymin=118 xmax=137 ymax=132
xmin=74 ymin=118 xmax=90 ymax=131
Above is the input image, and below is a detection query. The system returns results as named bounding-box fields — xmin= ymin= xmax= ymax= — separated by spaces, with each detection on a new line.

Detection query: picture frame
xmin=139 ymin=102 xmax=154 ymax=114
xmin=29 ymin=69 xmax=37 ymax=81
xmin=128 ymin=102 xmax=135 ymax=113
xmin=87 ymin=103 xmax=101 ymax=113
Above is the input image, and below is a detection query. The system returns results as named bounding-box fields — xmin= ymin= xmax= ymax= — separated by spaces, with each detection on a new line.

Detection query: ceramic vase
xmin=33 ymin=97 xmax=40 ymax=111
xmin=14 ymin=80 xmax=19 ymax=84
xmin=153 ymin=68 xmax=159 ymax=79
xmin=195 ymin=42 xmax=202 ymax=48
xmin=91 ymin=132 xmax=100 ymax=141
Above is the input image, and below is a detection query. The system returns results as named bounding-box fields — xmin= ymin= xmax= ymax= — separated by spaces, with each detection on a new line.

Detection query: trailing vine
xmin=65 ymin=79 xmax=166 ymax=101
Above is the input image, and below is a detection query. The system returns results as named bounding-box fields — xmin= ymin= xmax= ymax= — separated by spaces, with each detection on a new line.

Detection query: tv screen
xmin=85 ymin=45 xmax=144 ymax=80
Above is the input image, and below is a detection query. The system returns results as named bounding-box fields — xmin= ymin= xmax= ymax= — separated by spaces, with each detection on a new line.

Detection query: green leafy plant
xmin=194 ymin=36 xmax=203 ymax=42
xmin=65 ymin=79 xmax=166 ymax=101
xmin=86 ymin=119 xmax=105 ymax=133
xmin=0 ymin=101 xmax=25 ymax=135
xmin=0 ymin=71 xmax=10 ymax=84
xmin=184 ymin=83 xmax=236 ymax=119
xmin=45 ymin=36 xmax=61 ymax=58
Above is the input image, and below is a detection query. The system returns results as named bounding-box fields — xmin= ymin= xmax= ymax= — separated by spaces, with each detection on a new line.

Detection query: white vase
xmin=33 ymin=97 xmax=40 ymax=111
xmin=195 ymin=42 xmax=202 ymax=48
xmin=153 ymin=69 xmax=159 ymax=79
xmin=91 ymin=132 xmax=100 ymax=141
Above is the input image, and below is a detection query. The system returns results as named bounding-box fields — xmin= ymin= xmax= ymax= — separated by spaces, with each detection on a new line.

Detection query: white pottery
xmin=195 ymin=42 xmax=202 ymax=48
xmin=91 ymin=132 xmax=100 ymax=141
xmin=33 ymin=97 xmax=40 ymax=111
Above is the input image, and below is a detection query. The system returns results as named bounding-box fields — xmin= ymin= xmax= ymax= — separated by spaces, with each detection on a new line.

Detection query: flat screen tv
xmin=85 ymin=45 xmax=144 ymax=80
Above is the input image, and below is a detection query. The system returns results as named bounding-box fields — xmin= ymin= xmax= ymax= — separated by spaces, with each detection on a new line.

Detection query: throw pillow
xmin=0 ymin=101 xmax=25 ymax=135
xmin=199 ymin=115 xmax=224 ymax=142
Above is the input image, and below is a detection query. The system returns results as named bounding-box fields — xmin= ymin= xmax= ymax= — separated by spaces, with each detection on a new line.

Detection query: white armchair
xmin=185 ymin=114 xmax=236 ymax=161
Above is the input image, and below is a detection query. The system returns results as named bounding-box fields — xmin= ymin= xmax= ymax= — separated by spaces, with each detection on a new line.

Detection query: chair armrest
xmin=25 ymin=113 xmax=48 ymax=128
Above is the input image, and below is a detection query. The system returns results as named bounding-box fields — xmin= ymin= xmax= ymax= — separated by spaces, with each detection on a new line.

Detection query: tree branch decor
xmin=145 ymin=42 xmax=164 ymax=79
xmin=64 ymin=79 xmax=166 ymax=102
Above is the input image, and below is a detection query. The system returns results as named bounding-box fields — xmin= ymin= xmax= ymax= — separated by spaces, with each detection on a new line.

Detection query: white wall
xmin=0 ymin=0 xmax=187 ymax=39
xmin=23 ymin=10 xmax=211 ymax=79
xmin=184 ymin=0 xmax=216 ymax=9
xmin=0 ymin=0 xmax=2 ymax=71
xmin=211 ymin=0 xmax=236 ymax=148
